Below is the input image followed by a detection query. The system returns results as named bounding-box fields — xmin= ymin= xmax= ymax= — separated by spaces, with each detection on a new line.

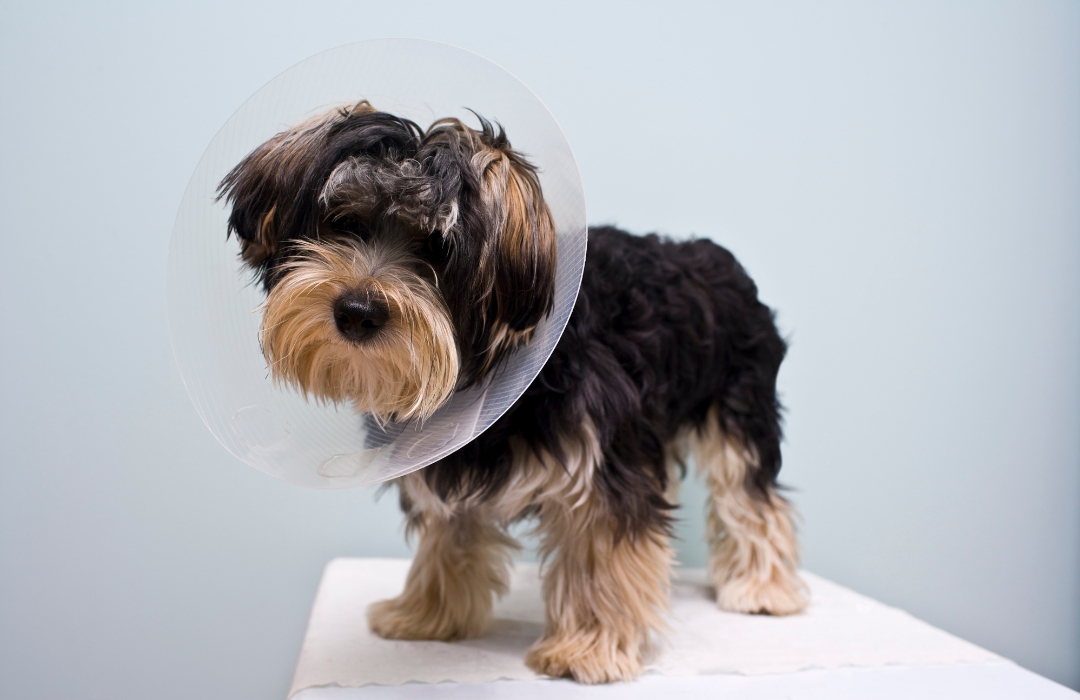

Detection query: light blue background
xmin=1 ymin=1 xmax=1077 ymax=698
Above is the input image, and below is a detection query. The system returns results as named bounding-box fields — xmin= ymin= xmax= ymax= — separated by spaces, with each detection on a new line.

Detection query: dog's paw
xmin=525 ymin=631 xmax=644 ymax=684
xmin=715 ymin=568 xmax=809 ymax=616
xmin=367 ymin=594 xmax=487 ymax=641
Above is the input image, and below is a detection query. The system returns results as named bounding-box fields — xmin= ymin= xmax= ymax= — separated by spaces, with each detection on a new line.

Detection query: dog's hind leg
xmin=367 ymin=473 xmax=517 ymax=641
xmin=690 ymin=409 xmax=808 ymax=615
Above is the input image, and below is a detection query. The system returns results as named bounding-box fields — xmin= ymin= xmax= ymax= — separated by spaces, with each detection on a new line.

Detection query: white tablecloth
xmin=288 ymin=558 xmax=1076 ymax=699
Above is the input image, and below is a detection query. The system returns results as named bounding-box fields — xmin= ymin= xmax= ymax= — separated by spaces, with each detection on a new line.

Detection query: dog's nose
xmin=333 ymin=291 xmax=389 ymax=342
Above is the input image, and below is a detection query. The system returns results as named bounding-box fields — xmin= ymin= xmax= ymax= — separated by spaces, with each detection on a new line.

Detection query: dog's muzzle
xmin=334 ymin=290 xmax=389 ymax=342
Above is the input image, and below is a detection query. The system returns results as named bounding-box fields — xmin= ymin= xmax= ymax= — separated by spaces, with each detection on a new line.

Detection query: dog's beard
xmin=259 ymin=238 xmax=459 ymax=424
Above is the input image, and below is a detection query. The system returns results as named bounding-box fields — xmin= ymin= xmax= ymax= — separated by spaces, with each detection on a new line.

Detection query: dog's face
xmin=218 ymin=102 xmax=556 ymax=423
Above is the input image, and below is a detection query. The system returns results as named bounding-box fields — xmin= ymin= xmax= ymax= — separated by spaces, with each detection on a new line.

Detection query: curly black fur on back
xmin=424 ymin=226 xmax=787 ymax=537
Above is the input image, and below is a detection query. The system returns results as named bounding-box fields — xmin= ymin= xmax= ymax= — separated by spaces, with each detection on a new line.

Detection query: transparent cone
xmin=167 ymin=40 xmax=587 ymax=488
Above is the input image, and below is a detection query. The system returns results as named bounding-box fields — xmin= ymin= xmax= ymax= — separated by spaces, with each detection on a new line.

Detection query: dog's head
xmin=218 ymin=101 xmax=556 ymax=423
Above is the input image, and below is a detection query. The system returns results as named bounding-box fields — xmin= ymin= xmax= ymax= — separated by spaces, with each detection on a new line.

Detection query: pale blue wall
xmin=1 ymin=1 xmax=1077 ymax=697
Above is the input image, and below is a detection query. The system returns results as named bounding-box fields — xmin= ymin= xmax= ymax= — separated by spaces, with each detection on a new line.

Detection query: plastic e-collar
xmin=167 ymin=40 xmax=587 ymax=488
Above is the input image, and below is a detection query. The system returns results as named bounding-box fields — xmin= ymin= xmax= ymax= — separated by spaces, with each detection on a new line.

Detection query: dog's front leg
xmin=525 ymin=492 xmax=673 ymax=684
xmin=368 ymin=474 xmax=517 ymax=641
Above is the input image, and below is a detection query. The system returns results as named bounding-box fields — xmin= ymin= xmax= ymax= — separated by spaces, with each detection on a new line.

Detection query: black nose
xmin=333 ymin=291 xmax=389 ymax=342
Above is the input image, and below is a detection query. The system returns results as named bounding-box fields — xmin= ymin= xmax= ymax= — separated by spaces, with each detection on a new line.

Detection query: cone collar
xmin=167 ymin=40 xmax=587 ymax=488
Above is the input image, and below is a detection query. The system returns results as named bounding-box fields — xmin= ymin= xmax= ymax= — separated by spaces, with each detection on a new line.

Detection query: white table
xmin=289 ymin=558 xmax=1077 ymax=699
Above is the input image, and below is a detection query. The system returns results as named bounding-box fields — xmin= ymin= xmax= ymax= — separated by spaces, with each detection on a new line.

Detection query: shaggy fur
xmin=220 ymin=101 xmax=556 ymax=420
xmin=259 ymin=237 xmax=459 ymax=421
xmin=219 ymin=101 xmax=808 ymax=684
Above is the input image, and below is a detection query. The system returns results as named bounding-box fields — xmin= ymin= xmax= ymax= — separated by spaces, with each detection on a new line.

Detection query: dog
xmin=219 ymin=101 xmax=808 ymax=684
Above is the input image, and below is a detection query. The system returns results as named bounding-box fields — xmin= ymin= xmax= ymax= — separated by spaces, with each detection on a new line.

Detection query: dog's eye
xmin=330 ymin=215 xmax=366 ymax=239
xmin=420 ymin=230 xmax=451 ymax=263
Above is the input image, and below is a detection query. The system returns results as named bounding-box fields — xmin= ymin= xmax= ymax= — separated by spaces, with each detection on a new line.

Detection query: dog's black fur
xmin=426 ymin=226 xmax=787 ymax=538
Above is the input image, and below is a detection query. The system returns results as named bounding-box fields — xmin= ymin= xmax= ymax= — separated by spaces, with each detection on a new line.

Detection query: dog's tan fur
xmin=368 ymin=508 xmax=517 ymax=641
xmin=689 ymin=409 xmax=808 ymax=615
xmin=525 ymin=489 xmax=673 ymax=683
xmin=370 ymin=412 xmax=804 ymax=683
xmin=259 ymin=237 xmax=459 ymax=423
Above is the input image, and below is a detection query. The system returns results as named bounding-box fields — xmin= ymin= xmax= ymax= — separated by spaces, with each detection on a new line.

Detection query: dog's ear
xmin=217 ymin=102 xmax=383 ymax=271
xmin=475 ymin=134 xmax=557 ymax=353
xmin=419 ymin=117 xmax=557 ymax=381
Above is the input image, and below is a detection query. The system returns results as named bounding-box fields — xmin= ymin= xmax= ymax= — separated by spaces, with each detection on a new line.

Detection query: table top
xmin=288 ymin=558 xmax=1076 ymax=699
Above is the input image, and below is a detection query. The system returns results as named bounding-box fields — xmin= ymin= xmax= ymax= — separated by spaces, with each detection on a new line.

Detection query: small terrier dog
xmin=220 ymin=101 xmax=808 ymax=683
